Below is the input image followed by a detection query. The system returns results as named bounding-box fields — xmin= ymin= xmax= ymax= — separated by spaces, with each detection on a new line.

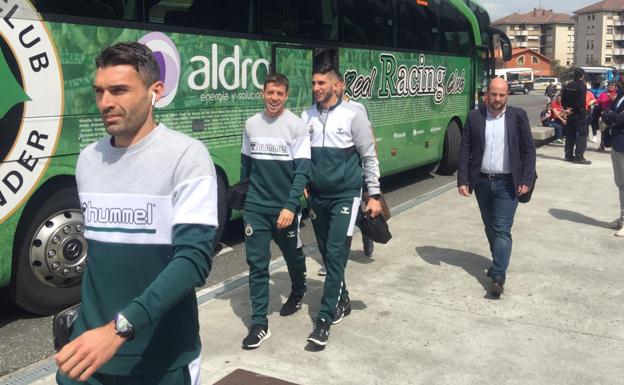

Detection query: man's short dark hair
xmin=573 ymin=67 xmax=585 ymax=81
xmin=264 ymin=72 xmax=289 ymax=92
xmin=313 ymin=64 xmax=341 ymax=80
xmin=95 ymin=42 xmax=161 ymax=86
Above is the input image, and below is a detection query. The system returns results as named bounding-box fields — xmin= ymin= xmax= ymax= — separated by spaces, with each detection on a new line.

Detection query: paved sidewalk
xmin=11 ymin=141 xmax=624 ymax=385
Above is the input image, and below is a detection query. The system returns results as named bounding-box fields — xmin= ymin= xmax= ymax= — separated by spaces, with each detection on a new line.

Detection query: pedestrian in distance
xmin=301 ymin=65 xmax=382 ymax=346
xmin=239 ymin=73 xmax=310 ymax=349
xmin=561 ymin=68 xmax=591 ymax=164
xmin=596 ymin=81 xmax=619 ymax=151
xmin=545 ymin=82 xmax=558 ymax=102
xmin=601 ymin=93 xmax=624 ymax=237
xmin=457 ymin=77 xmax=536 ymax=299
xmin=55 ymin=42 xmax=219 ymax=385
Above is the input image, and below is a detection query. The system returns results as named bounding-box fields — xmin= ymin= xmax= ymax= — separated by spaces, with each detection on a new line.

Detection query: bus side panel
xmin=0 ymin=154 xmax=77 ymax=287
xmin=339 ymin=48 xmax=472 ymax=176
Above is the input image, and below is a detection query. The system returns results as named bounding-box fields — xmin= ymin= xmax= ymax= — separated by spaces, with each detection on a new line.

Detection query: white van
xmin=533 ymin=77 xmax=561 ymax=91
xmin=494 ymin=68 xmax=534 ymax=94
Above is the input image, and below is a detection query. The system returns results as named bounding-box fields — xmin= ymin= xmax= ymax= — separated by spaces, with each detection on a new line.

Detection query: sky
xmin=478 ymin=0 xmax=599 ymax=21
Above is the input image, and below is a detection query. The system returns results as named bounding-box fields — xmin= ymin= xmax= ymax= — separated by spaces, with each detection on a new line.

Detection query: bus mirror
xmin=486 ymin=27 xmax=512 ymax=62
xmin=500 ymin=39 xmax=512 ymax=61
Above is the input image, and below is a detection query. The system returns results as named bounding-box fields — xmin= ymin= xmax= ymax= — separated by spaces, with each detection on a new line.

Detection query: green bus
xmin=0 ymin=0 xmax=510 ymax=314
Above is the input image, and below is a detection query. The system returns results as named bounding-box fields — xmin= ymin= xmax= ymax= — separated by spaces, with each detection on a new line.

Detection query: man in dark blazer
xmin=457 ymin=77 xmax=536 ymax=298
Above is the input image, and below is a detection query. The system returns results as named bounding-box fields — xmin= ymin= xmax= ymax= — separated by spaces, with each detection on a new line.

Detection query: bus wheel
xmin=12 ymin=186 xmax=86 ymax=315
xmin=436 ymin=120 xmax=461 ymax=176
xmin=213 ymin=173 xmax=229 ymax=249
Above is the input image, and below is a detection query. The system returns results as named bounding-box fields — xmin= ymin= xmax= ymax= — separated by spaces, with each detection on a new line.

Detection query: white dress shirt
xmin=481 ymin=107 xmax=510 ymax=174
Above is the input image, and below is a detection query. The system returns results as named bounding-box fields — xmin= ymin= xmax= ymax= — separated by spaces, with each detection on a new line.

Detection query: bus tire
xmin=213 ymin=173 xmax=229 ymax=249
xmin=436 ymin=120 xmax=461 ymax=176
xmin=11 ymin=186 xmax=86 ymax=315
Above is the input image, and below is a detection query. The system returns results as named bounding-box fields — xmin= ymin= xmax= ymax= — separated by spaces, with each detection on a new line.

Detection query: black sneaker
xmin=280 ymin=292 xmax=304 ymax=316
xmin=363 ymin=236 xmax=374 ymax=257
xmin=242 ymin=324 xmax=271 ymax=349
xmin=332 ymin=298 xmax=352 ymax=325
xmin=564 ymin=156 xmax=574 ymax=162
xmin=307 ymin=318 xmax=331 ymax=346
xmin=573 ymin=157 xmax=591 ymax=165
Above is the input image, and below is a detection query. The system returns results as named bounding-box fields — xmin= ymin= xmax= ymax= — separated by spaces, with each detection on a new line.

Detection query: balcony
xmin=615 ymin=20 xmax=624 ymax=26
xmin=613 ymin=48 xmax=624 ymax=56
xmin=516 ymin=31 xmax=529 ymax=36
xmin=615 ymin=34 xmax=624 ymax=41
xmin=515 ymin=42 xmax=528 ymax=48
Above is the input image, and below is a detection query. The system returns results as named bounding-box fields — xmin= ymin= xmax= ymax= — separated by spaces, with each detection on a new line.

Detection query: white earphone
xmin=151 ymin=92 xmax=156 ymax=106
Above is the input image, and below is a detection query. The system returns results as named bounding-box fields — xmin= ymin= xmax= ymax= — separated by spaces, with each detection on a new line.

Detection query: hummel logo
xmin=340 ymin=207 xmax=350 ymax=215
xmin=287 ymin=230 xmax=296 ymax=238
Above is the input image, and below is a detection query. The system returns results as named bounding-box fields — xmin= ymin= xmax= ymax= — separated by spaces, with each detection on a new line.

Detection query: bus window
xmin=343 ymin=0 xmax=394 ymax=47
xmin=149 ymin=0 xmax=258 ymax=33
xmin=398 ymin=0 xmax=439 ymax=51
xmin=34 ymin=0 xmax=141 ymax=21
xmin=260 ymin=0 xmax=338 ymax=41
xmin=439 ymin=1 xmax=472 ymax=54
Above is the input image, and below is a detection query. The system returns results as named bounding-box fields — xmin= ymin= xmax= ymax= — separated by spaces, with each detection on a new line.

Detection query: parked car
xmin=533 ymin=77 xmax=561 ymax=91
xmin=507 ymin=80 xmax=530 ymax=94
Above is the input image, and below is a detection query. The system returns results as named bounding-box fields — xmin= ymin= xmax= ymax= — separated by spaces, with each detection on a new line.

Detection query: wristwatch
xmin=368 ymin=194 xmax=381 ymax=200
xmin=114 ymin=313 xmax=135 ymax=340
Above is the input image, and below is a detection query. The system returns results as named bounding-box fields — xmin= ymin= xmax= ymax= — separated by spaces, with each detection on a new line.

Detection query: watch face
xmin=115 ymin=314 xmax=134 ymax=337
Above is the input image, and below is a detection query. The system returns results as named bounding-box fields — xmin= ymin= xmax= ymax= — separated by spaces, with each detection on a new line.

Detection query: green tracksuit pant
xmin=56 ymin=355 xmax=200 ymax=384
xmin=244 ymin=210 xmax=307 ymax=326
xmin=309 ymin=195 xmax=361 ymax=322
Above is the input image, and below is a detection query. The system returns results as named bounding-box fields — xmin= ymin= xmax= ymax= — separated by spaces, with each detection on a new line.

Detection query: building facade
xmin=502 ymin=48 xmax=553 ymax=76
xmin=493 ymin=8 xmax=575 ymax=67
xmin=574 ymin=0 xmax=624 ymax=71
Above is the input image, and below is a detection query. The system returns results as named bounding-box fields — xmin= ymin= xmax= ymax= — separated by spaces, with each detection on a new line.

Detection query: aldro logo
xmin=0 ymin=0 xmax=63 ymax=223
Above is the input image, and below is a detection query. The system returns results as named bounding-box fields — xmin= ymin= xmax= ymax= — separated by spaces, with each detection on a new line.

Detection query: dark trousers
xmin=544 ymin=120 xmax=564 ymax=139
xmin=244 ymin=210 xmax=307 ymax=326
xmin=474 ymin=175 xmax=518 ymax=282
xmin=565 ymin=112 xmax=588 ymax=159
xmin=309 ymin=195 xmax=360 ymax=322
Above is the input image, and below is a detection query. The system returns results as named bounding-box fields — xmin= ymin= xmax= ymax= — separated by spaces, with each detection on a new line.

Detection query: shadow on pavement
xmin=536 ymin=153 xmax=566 ymax=162
xmin=416 ymin=246 xmax=491 ymax=291
xmin=549 ymin=208 xmax=612 ymax=228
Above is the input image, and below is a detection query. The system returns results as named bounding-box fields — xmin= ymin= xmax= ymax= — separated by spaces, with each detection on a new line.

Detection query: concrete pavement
xmin=6 ymin=140 xmax=623 ymax=385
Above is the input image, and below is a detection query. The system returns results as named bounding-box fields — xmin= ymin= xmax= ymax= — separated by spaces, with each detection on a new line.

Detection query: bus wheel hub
xmin=29 ymin=210 xmax=87 ymax=288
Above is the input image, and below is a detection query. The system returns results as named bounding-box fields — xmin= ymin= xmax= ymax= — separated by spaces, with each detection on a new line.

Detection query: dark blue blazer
xmin=457 ymin=105 xmax=536 ymax=195
xmin=603 ymin=94 xmax=624 ymax=152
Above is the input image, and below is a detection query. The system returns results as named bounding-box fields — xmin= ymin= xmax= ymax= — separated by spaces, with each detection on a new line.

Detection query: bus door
xmin=271 ymin=45 xmax=339 ymax=113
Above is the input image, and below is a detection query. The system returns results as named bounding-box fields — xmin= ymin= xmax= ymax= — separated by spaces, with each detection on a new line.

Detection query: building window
xmin=588 ymin=15 xmax=591 ymax=21
xmin=592 ymin=14 xmax=595 ymax=20
xmin=568 ymin=26 xmax=572 ymax=31
xmin=532 ymin=56 xmax=539 ymax=64
xmin=608 ymin=26 xmax=613 ymax=34
xmin=566 ymin=60 xmax=570 ymax=66
xmin=587 ymin=41 xmax=590 ymax=49
xmin=517 ymin=56 xmax=525 ymax=65
xmin=606 ymin=56 xmax=612 ymax=63
xmin=607 ymin=40 xmax=613 ymax=48
xmin=591 ymin=40 xmax=594 ymax=49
